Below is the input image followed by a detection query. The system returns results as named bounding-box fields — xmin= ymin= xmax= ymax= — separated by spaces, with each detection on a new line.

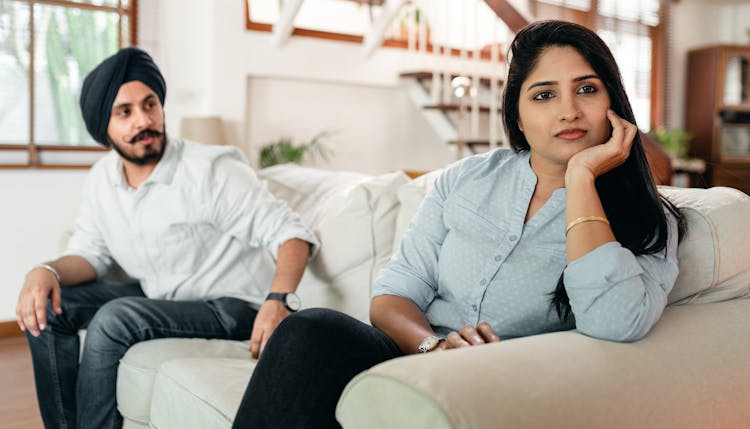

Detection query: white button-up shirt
xmin=65 ymin=138 xmax=318 ymax=307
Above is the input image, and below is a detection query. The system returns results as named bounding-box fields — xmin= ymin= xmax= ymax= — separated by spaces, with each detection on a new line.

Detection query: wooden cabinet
xmin=685 ymin=45 xmax=750 ymax=194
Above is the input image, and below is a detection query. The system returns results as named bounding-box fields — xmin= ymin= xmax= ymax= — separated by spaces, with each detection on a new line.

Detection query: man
xmin=15 ymin=47 xmax=318 ymax=429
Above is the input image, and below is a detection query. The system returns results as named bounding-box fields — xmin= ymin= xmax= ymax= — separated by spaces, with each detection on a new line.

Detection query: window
xmin=0 ymin=0 xmax=137 ymax=168
xmin=533 ymin=0 xmax=664 ymax=130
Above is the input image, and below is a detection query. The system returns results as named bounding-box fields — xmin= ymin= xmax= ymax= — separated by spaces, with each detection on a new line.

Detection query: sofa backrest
xmin=258 ymin=164 xmax=409 ymax=322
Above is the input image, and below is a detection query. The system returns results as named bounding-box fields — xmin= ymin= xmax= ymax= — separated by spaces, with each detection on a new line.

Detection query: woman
xmin=231 ymin=20 xmax=685 ymax=429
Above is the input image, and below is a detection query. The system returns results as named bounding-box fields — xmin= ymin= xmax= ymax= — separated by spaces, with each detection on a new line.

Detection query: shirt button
xmin=509 ymin=234 xmax=518 ymax=242
xmin=472 ymin=304 xmax=478 ymax=312
xmin=480 ymin=278 xmax=487 ymax=285
xmin=495 ymin=255 xmax=502 ymax=262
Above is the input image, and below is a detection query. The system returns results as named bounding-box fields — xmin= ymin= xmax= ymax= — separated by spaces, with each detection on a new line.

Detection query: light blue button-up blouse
xmin=372 ymin=148 xmax=679 ymax=342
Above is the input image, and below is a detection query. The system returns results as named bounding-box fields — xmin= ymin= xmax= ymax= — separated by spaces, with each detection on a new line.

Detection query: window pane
xmin=33 ymin=3 xmax=119 ymax=146
xmin=599 ymin=29 xmax=652 ymax=130
xmin=598 ymin=0 xmax=659 ymax=26
xmin=121 ymin=13 xmax=130 ymax=48
xmin=0 ymin=0 xmax=31 ymax=146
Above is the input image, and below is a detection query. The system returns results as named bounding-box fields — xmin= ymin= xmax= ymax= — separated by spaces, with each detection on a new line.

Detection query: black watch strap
xmin=265 ymin=292 xmax=300 ymax=312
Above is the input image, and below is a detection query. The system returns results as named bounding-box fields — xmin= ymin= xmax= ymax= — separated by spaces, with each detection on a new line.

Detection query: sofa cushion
xmin=117 ymin=338 xmax=250 ymax=424
xmin=259 ymin=165 xmax=409 ymax=321
xmin=258 ymin=164 xmax=369 ymax=228
xmin=393 ymin=174 xmax=750 ymax=306
xmin=659 ymin=186 xmax=750 ymax=304
xmin=150 ymin=358 xmax=253 ymax=429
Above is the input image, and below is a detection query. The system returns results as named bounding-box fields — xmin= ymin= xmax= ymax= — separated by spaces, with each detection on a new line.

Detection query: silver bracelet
xmin=35 ymin=264 xmax=62 ymax=284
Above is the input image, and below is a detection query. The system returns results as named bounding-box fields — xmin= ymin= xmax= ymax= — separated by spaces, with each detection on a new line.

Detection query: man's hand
xmin=16 ymin=268 xmax=63 ymax=337
xmin=249 ymin=300 xmax=291 ymax=359
xmin=442 ymin=322 xmax=500 ymax=351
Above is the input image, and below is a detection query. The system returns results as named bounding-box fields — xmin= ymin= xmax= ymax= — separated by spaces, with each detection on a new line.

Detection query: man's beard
xmin=108 ymin=128 xmax=167 ymax=166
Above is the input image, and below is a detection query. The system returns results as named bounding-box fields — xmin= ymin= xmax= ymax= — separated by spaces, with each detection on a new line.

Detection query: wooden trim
xmin=35 ymin=164 xmax=95 ymax=169
xmin=130 ymin=0 xmax=138 ymax=46
xmin=0 ymin=145 xmax=108 ymax=152
xmin=36 ymin=145 xmax=109 ymax=152
xmin=0 ymin=144 xmax=31 ymax=151
xmin=0 ymin=164 xmax=33 ymax=170
xmin=0 ymin=163 xmax=94 ymax=170
xmin=650 ymin=8 xmax=666 ymax=128
xmin=0 ymin=321 xmax=23 ymax=338
xmin=31 ymin=0 xmax=124 ymax=14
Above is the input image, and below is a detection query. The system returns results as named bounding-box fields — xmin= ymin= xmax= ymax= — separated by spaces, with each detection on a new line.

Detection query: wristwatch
xmin=265 ymin=292 xmax=301 ymax=312
xmin=417 ymin=335 xmax=445 ymax=353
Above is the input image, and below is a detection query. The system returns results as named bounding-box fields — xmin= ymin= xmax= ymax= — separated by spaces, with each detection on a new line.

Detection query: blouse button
xmin=509 ymin=234 xmax=518 ymax=242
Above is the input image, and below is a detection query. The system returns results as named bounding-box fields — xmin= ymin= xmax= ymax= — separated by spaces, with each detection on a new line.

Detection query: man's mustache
xmin=128 ymin=129 xmax=163 ymax=144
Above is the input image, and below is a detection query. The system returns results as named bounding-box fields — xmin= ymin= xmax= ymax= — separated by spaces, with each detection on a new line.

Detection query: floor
xmin=0 ymin=335 xmax=43 ymax=429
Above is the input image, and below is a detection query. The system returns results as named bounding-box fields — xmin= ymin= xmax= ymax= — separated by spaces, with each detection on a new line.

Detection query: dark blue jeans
xmin=25 ymin=281 xmax=257 ymax=429
xmin=231 ymin=308 xmax=402 ymax=429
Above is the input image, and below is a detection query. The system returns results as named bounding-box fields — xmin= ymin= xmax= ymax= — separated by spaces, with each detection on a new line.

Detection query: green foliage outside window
xmin=0 ymin=0 xmax=125 ymax=146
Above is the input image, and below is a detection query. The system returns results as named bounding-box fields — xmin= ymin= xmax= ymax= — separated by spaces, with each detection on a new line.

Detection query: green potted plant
xmin=649 ymin=126 xmax=692 ymax=159
xmin=259 ymin=131 xmax=333 ymax=169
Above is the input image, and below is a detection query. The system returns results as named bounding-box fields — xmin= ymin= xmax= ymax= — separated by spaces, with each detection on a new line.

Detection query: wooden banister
xmin=483 ymin=0 xmax=530 ymax=33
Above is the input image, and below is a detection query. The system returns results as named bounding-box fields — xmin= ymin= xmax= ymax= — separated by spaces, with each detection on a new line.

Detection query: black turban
xmin=79 ymin=46 xmax=166 ymax=146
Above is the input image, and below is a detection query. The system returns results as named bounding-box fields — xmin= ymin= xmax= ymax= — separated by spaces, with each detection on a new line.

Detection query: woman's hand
xmin=566 ymin=109 xmax=637 ymax=184
xmin=440 ymin=322 xmax=500 ymax=351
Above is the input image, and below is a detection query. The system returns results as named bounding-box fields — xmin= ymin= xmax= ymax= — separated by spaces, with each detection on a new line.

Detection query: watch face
xmin=285 ymin=293 xmax=301 ymax=311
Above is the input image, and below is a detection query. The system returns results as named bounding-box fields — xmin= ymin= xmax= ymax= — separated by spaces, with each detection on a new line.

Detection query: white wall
xmin=246 ymin=76 xmax=454 ymax=173
xmin=0 ymin=171 xmax=87 ymax=321
xmin=668 ymin=1 xmax=750 ymax=128
xmin=138 ymin=0 xmax=498 ymax=172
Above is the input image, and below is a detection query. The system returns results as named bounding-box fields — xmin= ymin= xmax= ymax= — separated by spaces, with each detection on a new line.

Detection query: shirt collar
xmin=108 ymin=137 xmax=182 ymax=189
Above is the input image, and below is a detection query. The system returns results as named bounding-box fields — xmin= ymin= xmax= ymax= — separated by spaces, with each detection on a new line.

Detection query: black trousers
xmin=231 ymin=308 xmax=402 ymax=429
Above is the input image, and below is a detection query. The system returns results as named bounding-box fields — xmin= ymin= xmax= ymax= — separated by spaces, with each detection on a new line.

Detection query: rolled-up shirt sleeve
xmin=564 ymin=209 xmax=680 ymax=342
xmin=372 ymin=161 xmax=468 ymax=311
xmin=63 ymin=174 xmax=113 ymax=278
xmin=210 ymin=156 xmax=319 ymax=260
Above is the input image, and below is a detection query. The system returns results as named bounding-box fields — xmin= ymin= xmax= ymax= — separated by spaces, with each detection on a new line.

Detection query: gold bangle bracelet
xmin=565 ymin=216 xmax=610 ymax=235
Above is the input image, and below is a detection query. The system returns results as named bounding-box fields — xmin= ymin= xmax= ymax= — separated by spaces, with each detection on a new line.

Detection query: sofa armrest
xmin=337 ymin=299 xmax=750 ymax=429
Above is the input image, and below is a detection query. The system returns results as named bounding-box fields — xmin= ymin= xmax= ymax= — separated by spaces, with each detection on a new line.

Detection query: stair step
xmin=400 ymin=71 xmax=504 ymax=87
xmin=423 ymin=103 xmax=500 ymax=114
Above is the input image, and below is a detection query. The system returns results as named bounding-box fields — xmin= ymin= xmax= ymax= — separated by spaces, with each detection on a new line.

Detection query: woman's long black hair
xmin=501 ymin=20 xmax=686 ymax=321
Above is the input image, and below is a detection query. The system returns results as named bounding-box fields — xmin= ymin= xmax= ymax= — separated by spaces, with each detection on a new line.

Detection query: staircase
xmin=399 ymin=69 xmax=506 ymax=158
xmin=390 ymin=0 xmax=529 ymax=159
xmin=266 ymin=0 xmax=531 ymax=160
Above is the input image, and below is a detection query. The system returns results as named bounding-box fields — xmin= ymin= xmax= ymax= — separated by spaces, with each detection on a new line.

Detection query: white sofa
xmin=115 ymin=163 xmax=750 ymax=429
